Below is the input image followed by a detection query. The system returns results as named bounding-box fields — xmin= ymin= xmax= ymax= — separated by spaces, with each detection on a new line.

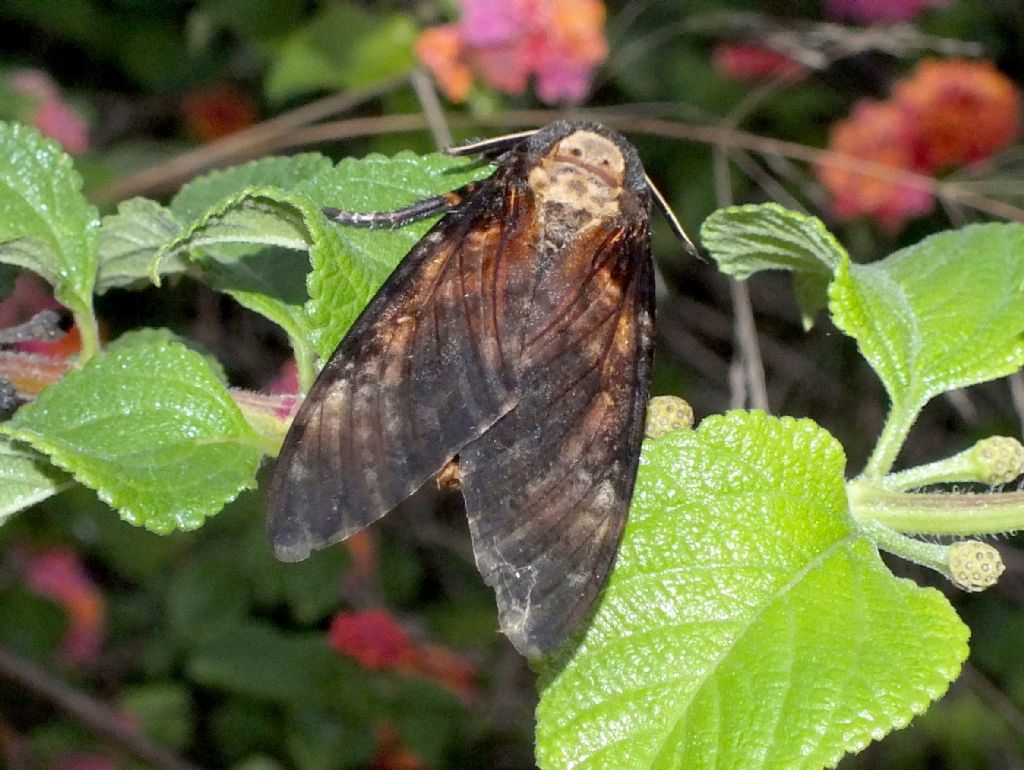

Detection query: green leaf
xmin=0 ymin=121 xmax=99 ymax=354
xmin=170 ymin=153 xmax=334 ymax=225
xmin=119 ymin=683 xmax=193 ymax=749
xmin=0 ymin=437 xmax=70 ymax=523
xmin=536 ymin=411 xmax=968 ymax=770
xmin=167 ymin=552 xmax=251 ymax=641
xmin=158 ymin=187 xmax=341 ymax=384
xmin=0 ymin=587 xmax=67 ymax=659
xmin=203 ymin=246 xmax=313 ymax=364
xmin=830 ymin=223 xmax=1024 ymax=419
xmin=159 ymin=152 xmax=491 ymax=366
xmin=0 ymin=329 xmax=268 ymax=533
xmin=162 ymin=188 xmax=311 ymax=259
xmin=0 ymin=263 xmax=16 ymax=300
xmin=187 ymin=622 xmax=373 ymax=711
xmin=97 ymin=197 xmax=184 ymax=293
xmin=286 ymin=706 xmax=374 ymax=770
xmin=297 ymin=151 xmax=491 ymax=358
xmin=265 ymin=6 xmax=416 ymax=102
xmin=701 ymin=203 xmax=847 ymax=327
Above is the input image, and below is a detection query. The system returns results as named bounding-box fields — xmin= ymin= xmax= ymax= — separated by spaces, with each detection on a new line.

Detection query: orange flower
xmin=817 ymin=100 xmax=934 ymax=230
xmin=894 ymin=58 xmax=1020 ymax=168
xmin=371 ymin=723 xmax=426 ymax=770
xmin=415 ymin=26 xmax=474 ymax=103
xmin=328 ymin=608 xmax=477 ymax=702
xmin=182 ymin=83 xmax=257 ymax=142
xmin=409 ymin=642 xmax=477 ymax=704
xmin=343 ymin=530 xmax=378 ymax=592
xmin=817 ymin=58 xmax=1020 ymax=229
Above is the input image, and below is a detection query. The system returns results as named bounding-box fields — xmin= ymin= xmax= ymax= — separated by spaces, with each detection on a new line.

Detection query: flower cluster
xmin=416 ymin=0 xmax=608 ymax=104
xmin=328 ymin=609 xmax=476 ymax=703
xmin=817 ymin=58 xmax=1020 ymax=230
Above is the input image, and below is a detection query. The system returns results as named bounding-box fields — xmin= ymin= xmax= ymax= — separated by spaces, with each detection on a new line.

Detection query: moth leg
xmin=0 ymin=308 xmax=73 ymax=346
xmin=322 ymin=181 xmax=486 ymax=230
xmin=0 ymin=378 xmax=23 ymax=419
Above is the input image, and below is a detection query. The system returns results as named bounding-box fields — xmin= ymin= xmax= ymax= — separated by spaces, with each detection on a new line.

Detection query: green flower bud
xmin=948 ymin=540 xmax=1004 ymax=592
xmin=645 ymin=396 xmax=694 ymax=439
xmin=971 ymin=436 xmax=1024 ymax=485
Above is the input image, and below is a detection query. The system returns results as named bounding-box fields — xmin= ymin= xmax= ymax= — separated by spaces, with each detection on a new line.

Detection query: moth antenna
xmin=446 ymin=129 xmax=539 ymax=158
xmin=645 ymin=173 xmax=699 ymax=258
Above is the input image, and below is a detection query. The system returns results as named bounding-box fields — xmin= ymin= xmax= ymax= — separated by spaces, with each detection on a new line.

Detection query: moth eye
xmin=571 ymin=147 xmax=583 ymax=157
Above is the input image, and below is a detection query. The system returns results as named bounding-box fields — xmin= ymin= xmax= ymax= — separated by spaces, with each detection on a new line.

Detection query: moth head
xmin=551 ymin=130 xmax=627 ymax=186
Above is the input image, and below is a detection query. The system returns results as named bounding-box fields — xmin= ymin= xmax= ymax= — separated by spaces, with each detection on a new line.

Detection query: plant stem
xmin=294 ymin=338 xmax=317 ymax=393
xmin=0 ymin=644 xmax=205 ymax=770
xmin=862 ymin=399 xmax=921 ymax=478
xmin=849 ymin=479 xmax=1024 ymax=535
xmin=855 ymin=517 xmax=951 ymax=576
xmin=71 ymin=306 xmax=100 ymax=364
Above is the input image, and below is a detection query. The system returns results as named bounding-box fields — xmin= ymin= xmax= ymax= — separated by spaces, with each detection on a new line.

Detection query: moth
xmin=267 ymin=121 xmax=694 ymax=657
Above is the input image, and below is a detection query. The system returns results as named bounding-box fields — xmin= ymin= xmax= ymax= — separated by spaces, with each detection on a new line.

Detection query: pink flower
xmin=33 ymin=100 xmax=89 ymax=155
xmin=826 ymin=0 xmax=948 ymax=24
xmin=9 ymin=69 xmax=89 ymax=154
xmin=461 ymin=0 xmax=528 ymax=46
xmin=416 ymin=0 xmax=608 ymax=104
xmin=817 ymin=57 xmax=1020 ymax=230
xmin=712 ymin=43 xmax=806 ymax=83
xmin=817 ymin=99 xmax=934 ymax=230
xmin=329 ymin=609 xmax=415 ymax=670
xmin=26 ymin=547 xmax=105 ymax=666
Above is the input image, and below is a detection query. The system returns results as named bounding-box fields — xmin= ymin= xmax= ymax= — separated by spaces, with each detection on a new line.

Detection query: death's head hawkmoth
xmin=267 ymin=121 xmax=694 ymax=657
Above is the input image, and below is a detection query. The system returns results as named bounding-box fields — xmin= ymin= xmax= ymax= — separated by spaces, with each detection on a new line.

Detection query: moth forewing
xmin=268 ymin=121 xmax=685 ymax=657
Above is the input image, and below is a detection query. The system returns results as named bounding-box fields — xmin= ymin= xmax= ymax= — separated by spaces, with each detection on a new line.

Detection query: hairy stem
xmin=849 ymin=479 xmax=1024 ymax=535
xmin=861 ymin=399 xmax=921 ymax=478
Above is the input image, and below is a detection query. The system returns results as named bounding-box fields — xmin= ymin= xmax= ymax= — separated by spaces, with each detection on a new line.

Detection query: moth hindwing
xmin=268 ymin=121 xmax=664 ymax=658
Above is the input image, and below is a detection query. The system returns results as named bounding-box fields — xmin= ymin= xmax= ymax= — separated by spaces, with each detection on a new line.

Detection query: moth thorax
xmin=532 ymin=131 xmax=627 ymax=219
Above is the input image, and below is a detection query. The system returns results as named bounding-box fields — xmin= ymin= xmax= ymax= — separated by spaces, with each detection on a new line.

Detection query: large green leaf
xmin=97 ymin=196 xmax=184 ymax=292
xmin=0 ymin=121 xmax=99 ymax=350
xmin=159 ymin=187 xmax=322 ymax=380
xmin=0 ymin=330 xmax=269 ymax=533
xmin=0 ymin=436 xmax=69 ymax=523
xmin=701 ymin=203 xmax=847 ymax=327
xmin=829 ymin=223 xmax=1024 ymax=416
xmin=157 ymin=152 xmax=491 ymax=364
xmin=170 ymin=153 xmax=334 ymax=224
xmin=537 ymin=411 xmax=968 ymax=770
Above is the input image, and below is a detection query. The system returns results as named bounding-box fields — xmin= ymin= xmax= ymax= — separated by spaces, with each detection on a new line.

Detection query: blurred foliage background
xmin=2 ymin=1 xmax=1024 ymax=768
